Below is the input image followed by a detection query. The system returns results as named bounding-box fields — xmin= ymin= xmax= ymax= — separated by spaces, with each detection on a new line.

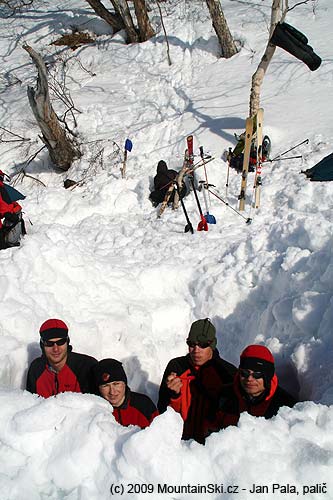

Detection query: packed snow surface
xmin=0 ymin=0 xmax=333 ymax=498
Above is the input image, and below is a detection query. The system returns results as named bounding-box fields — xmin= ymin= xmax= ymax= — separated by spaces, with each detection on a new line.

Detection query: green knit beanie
xmin=187 ymin=318 xmax=217 ymax=349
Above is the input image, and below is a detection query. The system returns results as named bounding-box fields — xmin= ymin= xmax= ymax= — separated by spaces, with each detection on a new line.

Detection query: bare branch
xmin=287 ymin=0 xmax=311 ymax=12
xmin=156 ymin=0 xmax=172 ymax=65
xmin=0 ymin=126 xmax=30 ymax=143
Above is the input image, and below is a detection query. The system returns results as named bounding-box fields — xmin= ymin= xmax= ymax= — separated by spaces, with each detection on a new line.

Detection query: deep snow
xmin=0 ymin=0 xmax=333 ymax=498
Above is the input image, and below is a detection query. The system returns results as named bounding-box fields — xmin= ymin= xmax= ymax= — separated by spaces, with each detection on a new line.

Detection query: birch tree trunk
xmin=249 ymin=0 xmax=288 ymax=117
xmin=133 ymin=0 xmax=155 ymax=42
xmin=85 ymin=0 xmax=124 ymax=33
xmin=205 ymin=0 xmax=237 ymax=59
xmin=23 ymin=44 xmax=81 ymax=171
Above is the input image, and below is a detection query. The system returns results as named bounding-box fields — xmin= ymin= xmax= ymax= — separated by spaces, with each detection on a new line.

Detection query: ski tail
xmin=238 ymin=117 xmax=254 ymax=211
xmin=253 ymin=108 xmax=264 ymax=209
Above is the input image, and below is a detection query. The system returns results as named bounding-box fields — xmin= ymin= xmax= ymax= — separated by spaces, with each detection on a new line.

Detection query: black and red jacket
xmin=26 ymin=348 xmax=97 ymax=398
xmin=215 ymin=372 xmax=297 ymax=429
xmin=111 ymin=388 xmax=158 ymax=429
xmin=0 ymin=194 xmax=21 ymax=230
xmin=158 ymin=350 xmax=236 ymax=444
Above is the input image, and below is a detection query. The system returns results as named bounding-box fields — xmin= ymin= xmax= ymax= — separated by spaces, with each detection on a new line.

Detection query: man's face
xmin=99 ymin=381 xmax=126 ymax=408
xmin=43 ymin=337 xmax=68 ymax=370
xmin=188 ymin=342 xmax=213 ymax=367
xmin=239 ymin=368 xmax=265 ymax=397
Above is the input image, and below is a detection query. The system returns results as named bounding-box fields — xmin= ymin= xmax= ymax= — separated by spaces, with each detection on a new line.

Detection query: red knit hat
xmin=39 ymin=319 xmax=69 ymax=341
xmin=240 ymin=345 xmax=275 ymax=384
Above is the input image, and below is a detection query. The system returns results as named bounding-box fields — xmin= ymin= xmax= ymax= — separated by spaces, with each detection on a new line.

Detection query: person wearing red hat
xmin=213 ymin=344 xmax=297 ymax=429
xmin=26 ymin=319 xmax=97 ymax=398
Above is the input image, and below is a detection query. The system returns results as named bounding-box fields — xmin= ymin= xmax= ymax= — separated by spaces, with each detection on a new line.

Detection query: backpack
xmin=2 ymin=210 xmax=26 ymax=247
xmin=228 ymin=135 xmax=271 ymax=173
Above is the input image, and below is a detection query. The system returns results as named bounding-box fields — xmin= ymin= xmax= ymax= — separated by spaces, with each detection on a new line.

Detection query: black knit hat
xmin=157 ymin=160 xmax=167 ymax=173
xmin=39 ymin=318 xmax=69 ymax=341
xmin=187 ymin=318 xmax=217 ymax=349
xmin=94 ymin=359 xmax=127 ymax=386
xmin=239 ymin=345 xmax=275 ymax=388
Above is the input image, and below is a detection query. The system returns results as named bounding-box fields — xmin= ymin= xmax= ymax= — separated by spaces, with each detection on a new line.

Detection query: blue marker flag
xmin=125 ymin=138 xmax=133 ymax=152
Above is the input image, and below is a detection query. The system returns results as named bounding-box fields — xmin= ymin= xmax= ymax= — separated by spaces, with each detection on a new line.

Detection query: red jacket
xmin=26 ymin=349 xmax=97 ymax=398
xmin=112 ymin=388 xmax=158 ymax=429
xmin=0 ymin=188 xmax=21 ymax=229
xmin=215 ymin=372 xmax=297 ymax=429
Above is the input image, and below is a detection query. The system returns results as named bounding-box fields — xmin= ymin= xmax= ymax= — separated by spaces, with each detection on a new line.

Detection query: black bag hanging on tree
xmin=270 ymin=22 xmax=321 ymax=71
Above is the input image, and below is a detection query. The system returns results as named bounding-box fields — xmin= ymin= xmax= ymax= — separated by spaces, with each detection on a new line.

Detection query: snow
xmin=0 ymin=0 xmax=333 ymax=498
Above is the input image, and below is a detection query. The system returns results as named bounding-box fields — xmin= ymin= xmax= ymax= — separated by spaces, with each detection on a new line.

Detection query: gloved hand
xmin=4 ymin=212 xmax=19 ymax=224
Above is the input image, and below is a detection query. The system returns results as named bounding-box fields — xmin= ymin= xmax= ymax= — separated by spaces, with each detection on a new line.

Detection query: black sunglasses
xmin=239 ymin=368 xmax=264 ymax=380
xmin=43 ymin=338 xmax=68 ymax=347
xmin=186 ymin=340 xmax=212 ymax=349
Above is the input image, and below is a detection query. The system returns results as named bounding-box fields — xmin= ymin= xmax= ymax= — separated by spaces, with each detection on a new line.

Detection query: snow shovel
xmin=199 ymin=181 xmax=216 ymax=224
xmin=176 ymin=183 xmax=193 ymax=234
xmin=189 ymin=178 xmax=208 ymax=232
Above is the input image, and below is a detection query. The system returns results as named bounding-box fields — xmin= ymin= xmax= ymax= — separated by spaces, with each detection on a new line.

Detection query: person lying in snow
xmin=149 ymin=159 xmax=187 ymax=207
xmin=211 ymin=344 xmax=297 ymax=431
xmin=94 ymin=358 xmax=158 ymax=428
xmin=158 ymin=318 xmax=236 ymax=444
xmin=26 ymin=319 xmax=98 ymax=397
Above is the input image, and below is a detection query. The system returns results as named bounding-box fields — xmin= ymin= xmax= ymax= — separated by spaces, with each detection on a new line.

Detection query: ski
xmin=238 ymin=117 xmax=254 ymax=211
xmin=253 ymin=108 xmax=264 ymax=209
xmin=187 ymin=135 xmax=194 ymax=167
xmin=186 ymin=135 xmax=195 ymax=186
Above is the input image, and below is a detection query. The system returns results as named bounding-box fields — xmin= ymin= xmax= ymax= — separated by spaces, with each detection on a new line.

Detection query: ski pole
xmin=263 ymin=155 xmax=303 ymax=164
xmin=208 ymin=187 xmax=252 ymax=224
xmin=199 ymin=181 xmax=216 ymax=224
xmin=199 ymin=145 xmax=212 ymax=206
xmin=271 ymin=139 xmax=309 ymax=162
xmin=189 ymin=177 xmax=208 ymax=231
xmin=225 ymin=147 xmax=232 ymax=198
xmin=187 ymin=156 xmax=214 ymax=175
xmin=175 ymin=183 xmax=194 ymax=234
xmin=199 ymin=146 xmax=209 ymax=184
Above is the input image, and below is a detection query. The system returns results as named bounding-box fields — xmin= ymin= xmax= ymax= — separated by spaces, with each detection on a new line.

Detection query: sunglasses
xmin=239 ymin=368 xmax=264 ymax=380
xmin=186 ymin=340 xmax=212 ymax=349
xmin=43 ymin=338 xmax=68 ymax=347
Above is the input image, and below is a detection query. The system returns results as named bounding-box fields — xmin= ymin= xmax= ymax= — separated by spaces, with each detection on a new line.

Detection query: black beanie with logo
xmin=94 ymin=358 xmax=127 ymax=386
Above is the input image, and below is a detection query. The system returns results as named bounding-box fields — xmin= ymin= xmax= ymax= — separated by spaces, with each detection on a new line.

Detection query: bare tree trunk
xmin=23 ymin=44 xmax=81 ymax=171
xmin=249 ymin=0 xmax=288 ymax=117
xmin=156 ymin=0 xmax=172 ymax=65
xmin=111 ymin=0 xmax=139 ymax=43
xmin=85 ymin=0 xmax=124 ymax=33
xmin=133 ymin=0 xmax=155 ymax=42
xmin=205 ymin=0 xmax=237 ymax=59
